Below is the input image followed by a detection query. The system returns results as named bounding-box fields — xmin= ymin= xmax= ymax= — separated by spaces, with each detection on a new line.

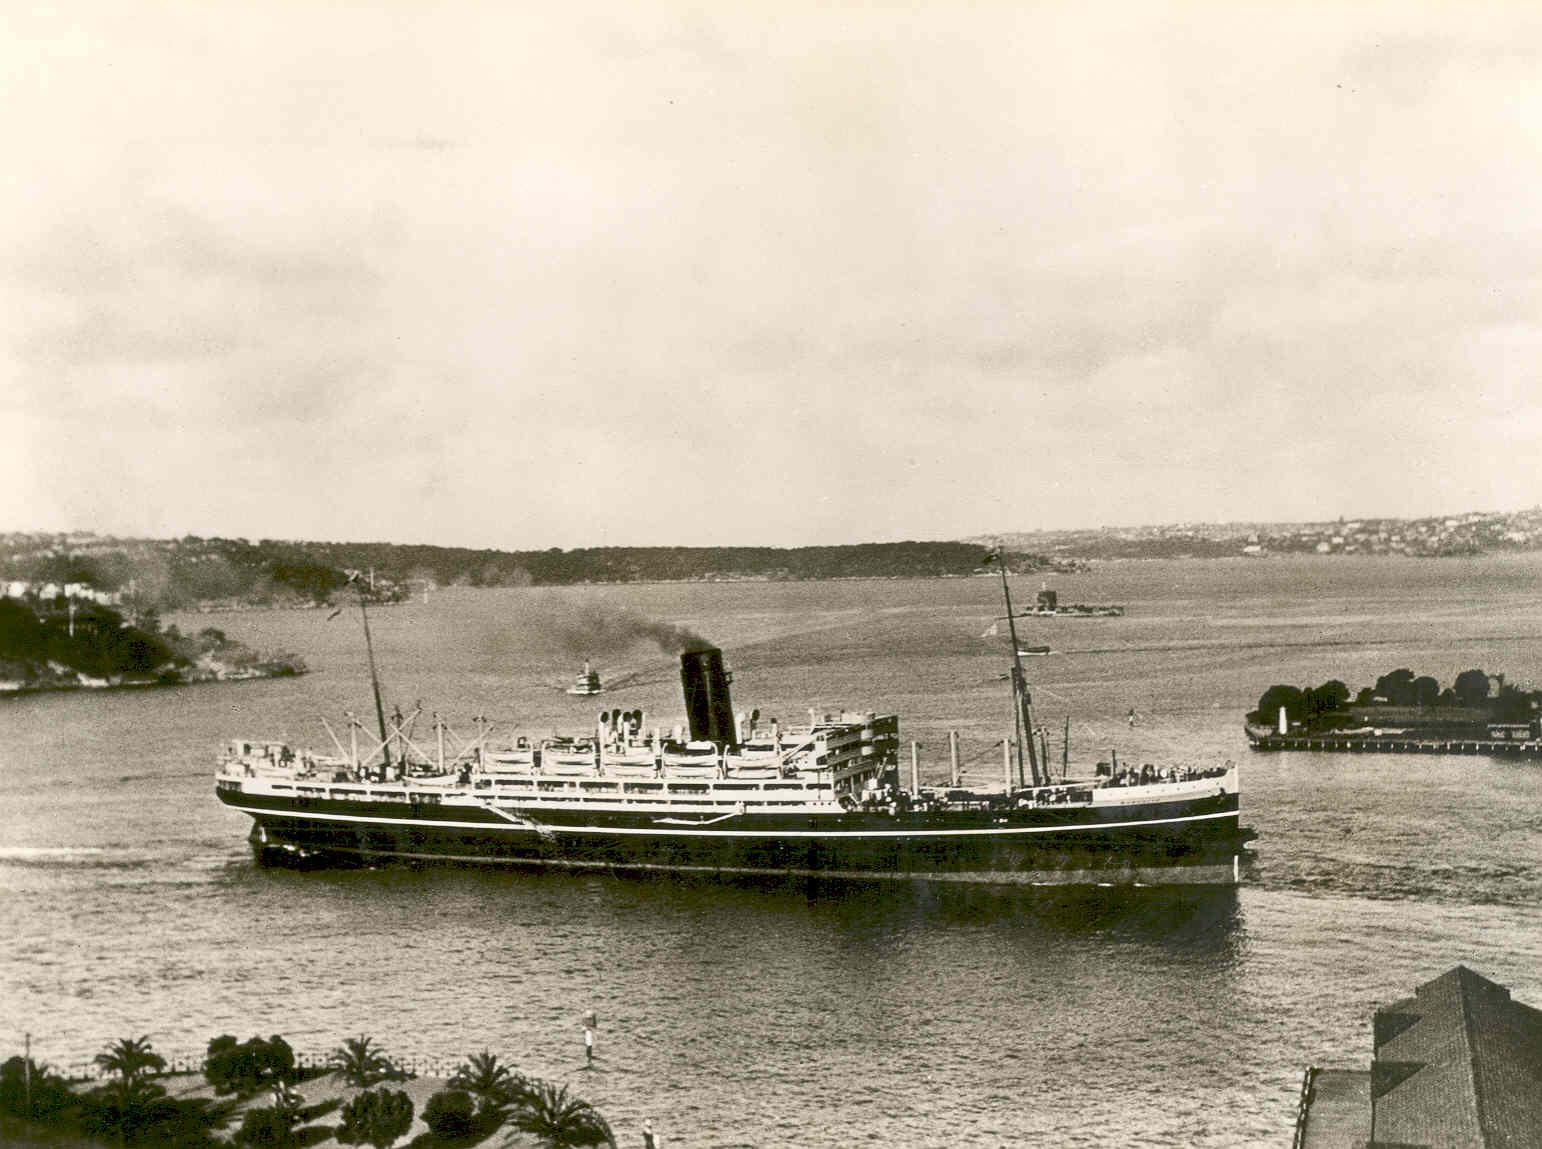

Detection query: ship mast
xmin=992 ymin=551 xmax=1042 ymax=788
xmin=352 ymin=573 xmax=392 ymax=770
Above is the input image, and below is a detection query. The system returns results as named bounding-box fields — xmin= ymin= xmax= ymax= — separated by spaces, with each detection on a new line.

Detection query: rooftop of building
xmin=1297 ymin=965 xmax=1542 ymax=1149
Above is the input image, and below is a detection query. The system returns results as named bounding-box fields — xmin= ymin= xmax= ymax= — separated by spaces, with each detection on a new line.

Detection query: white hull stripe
xmin=227 ymin=804 xmax=1237 ymax=838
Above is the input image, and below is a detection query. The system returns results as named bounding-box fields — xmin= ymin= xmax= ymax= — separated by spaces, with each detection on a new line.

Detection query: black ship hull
xmin=221 ymin=789 xmax=1246 ymax=886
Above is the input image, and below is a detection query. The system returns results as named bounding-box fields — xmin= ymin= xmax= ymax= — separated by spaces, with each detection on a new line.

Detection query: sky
xmin=2 ymin=1 xmax=1540 ymax=548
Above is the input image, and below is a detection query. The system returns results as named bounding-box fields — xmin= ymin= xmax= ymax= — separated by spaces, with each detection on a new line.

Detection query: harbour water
xmin=3 ymin=556 xmax=1541 ymax=1147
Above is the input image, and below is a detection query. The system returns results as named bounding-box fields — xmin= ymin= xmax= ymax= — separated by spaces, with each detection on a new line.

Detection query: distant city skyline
xmin=4 ymin=3 xmax=1541 ymax=548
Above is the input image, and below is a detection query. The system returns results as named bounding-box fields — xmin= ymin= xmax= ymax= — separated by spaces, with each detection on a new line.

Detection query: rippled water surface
xmin=3 ymin=557 xmax=1541 ymax=1146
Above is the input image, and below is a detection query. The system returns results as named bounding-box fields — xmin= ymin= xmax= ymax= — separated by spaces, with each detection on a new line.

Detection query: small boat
xmin=565 ymin=662 xmax=603 ymax=696
xmin=1022 ymin=586 xmax=1125 ymax=617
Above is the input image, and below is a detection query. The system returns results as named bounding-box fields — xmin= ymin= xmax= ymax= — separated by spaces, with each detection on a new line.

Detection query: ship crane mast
xmin=347 ymin=571 xmax=392 ymax=771
xmin=990 ymin=550 xmax=1042 ymax=788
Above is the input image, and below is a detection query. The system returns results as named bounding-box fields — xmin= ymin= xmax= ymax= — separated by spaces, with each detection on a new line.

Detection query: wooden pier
xmin=1247 ymin=734 xmax=1542 ymax=758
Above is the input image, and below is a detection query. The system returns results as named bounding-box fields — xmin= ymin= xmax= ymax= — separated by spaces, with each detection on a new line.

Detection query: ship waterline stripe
xmin=225 ymin=803 xmax=1237 ymax=838
xmin=258 ymin=846 xmax=1240 ymax=886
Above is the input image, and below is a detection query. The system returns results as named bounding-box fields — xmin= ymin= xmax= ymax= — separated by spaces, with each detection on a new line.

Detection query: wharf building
xmin=1293 ymin=965 xmax=1542 ymax=1148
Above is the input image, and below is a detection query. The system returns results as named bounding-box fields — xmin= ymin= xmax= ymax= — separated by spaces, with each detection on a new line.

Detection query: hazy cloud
xmin=2 ymin=1 xmax=1540 ymax=544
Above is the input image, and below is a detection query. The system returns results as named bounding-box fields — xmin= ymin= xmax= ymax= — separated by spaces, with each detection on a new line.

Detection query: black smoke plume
xmin=550 ymin=605 xmax=713 ymax=657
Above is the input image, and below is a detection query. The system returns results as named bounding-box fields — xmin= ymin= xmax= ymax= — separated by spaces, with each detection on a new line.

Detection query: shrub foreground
xmin=3 ymin=1036 xmax=616 ymax=1149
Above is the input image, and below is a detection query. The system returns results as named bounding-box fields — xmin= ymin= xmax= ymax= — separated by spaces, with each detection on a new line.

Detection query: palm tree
xmin=449 ymin=1050 xmax=509 ymax=1095
xmin=507 ymin=1081 xmax=615 ymax=1149
xmin=83 ymin=1039 xmax=172 ymax=1147
xmin=328 ymin=1036 xmax=400 ymax=1088
xmin=449 ymin=1050 xmax=531 ymax=1111
xmin=93 ymin=1036 xmax=166 ymax=1086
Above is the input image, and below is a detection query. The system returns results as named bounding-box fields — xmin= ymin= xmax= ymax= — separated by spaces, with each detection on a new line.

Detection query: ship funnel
xmin=680 ymin=647 xmax=737 ymax=749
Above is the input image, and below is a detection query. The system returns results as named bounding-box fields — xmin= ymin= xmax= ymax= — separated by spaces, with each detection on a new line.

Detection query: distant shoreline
xmin=173 ymin=551 xmax=1537 ymax=610
xmin=173 ymin=571 xmax=1010 ymax=612
xmin=0 ymin=663 xmax=303 ymax=699
xmin=12 ymin=551 xmax=1534 ymax=628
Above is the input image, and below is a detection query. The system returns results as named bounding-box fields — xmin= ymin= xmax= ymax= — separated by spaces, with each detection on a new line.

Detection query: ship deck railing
xmin=231 ymin=768 xmax=846 ymax=807
xmin=1088 ymin=769 xmax=1234 ymax=804
xmin=1013 ymin=786 xmax=1095 ymax=807
xmin=221 ymin=727 xmax=885 ymax=789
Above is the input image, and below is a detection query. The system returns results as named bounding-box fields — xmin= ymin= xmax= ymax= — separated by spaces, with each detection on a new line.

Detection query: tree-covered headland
xmin=0 ymin=596 xmax=303 ymax=694
xmin=1250 ymin=668 xmax=1541 ymax=731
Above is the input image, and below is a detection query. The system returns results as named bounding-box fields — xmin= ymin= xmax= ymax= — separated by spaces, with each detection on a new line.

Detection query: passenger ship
xmin=217 ymin=642 xmax=1247 ymax=886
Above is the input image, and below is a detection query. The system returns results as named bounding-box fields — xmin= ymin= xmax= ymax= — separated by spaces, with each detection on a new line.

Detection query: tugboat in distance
xmin=566 ymin=661 xmax=604 ymax=696
xmin=1023 ymin=585 xmax=1125 ymax=618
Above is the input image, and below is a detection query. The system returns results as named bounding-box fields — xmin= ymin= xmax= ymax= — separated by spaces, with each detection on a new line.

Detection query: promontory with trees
xmin=1249 ymin=668 xmax=1542 ymax=736
xmin=0 ymin=595 xmax=303 ymax=695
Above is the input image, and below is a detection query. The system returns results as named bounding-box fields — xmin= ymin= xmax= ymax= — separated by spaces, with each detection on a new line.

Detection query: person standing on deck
xmin=643 ymin=1117 xmax=660 ymax=1148
xmin=583 ymin=1022 xmax=595 ymax=1067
